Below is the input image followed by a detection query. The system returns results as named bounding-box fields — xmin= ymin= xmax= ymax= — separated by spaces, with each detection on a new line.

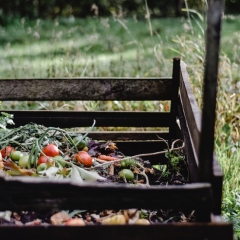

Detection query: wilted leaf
xmin=4 ymin=160 xmax=38 ymax=176
xmin=69 ymin=210 xmax=87 ymax=218
xmin=75 ymin=165 xmax=106 ymax=182
xmin=71 ymin=165 xmax=83 ymax=182
xmin=39 ymin=167 xmax=59 ymax=177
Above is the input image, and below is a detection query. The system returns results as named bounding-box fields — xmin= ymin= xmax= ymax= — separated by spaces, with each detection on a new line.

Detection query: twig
xmin=136 ymin=162 xmax=145 ymax=169
xmin=91 ymin=139 xmax=185 ymax=169
xmin=95 ymin=158 xmax=108 ymax=163
xmin=138 ymin=169 xmax=149 ymax=186
xmin=156 ymin=135 xmax=169 ymax=152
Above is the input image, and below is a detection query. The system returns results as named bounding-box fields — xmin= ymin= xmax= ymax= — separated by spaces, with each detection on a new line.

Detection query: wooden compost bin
xmin=0 ymin=0 xmax=234 ymax=239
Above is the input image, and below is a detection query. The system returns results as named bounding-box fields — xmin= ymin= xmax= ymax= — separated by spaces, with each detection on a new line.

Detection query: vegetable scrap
xmin=0 ymin=113 xmax=187 ymax=186
xmin=0 ymin=209 xmax=195 ymax=226
xmin=0 ymin=112 xmax=192 ymax=225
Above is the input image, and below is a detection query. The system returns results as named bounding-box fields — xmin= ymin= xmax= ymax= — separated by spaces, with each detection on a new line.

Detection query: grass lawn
xmin=1 ymin=14 xmax=240 ymax=238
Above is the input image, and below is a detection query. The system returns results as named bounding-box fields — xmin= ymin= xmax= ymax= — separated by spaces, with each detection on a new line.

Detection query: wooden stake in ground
xmin=199 ymin=0 xmax=224 ymax=182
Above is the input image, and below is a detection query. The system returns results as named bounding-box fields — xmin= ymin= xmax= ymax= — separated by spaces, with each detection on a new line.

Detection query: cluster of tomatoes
xmin=0 ymin=143 xmax=93 ymax=171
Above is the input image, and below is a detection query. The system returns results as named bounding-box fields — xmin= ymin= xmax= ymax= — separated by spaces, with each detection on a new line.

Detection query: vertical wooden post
xmin=199 ymin=0 xmax=224 ymax=182
xmin=169 ymin=58 xmax=180 ymax=143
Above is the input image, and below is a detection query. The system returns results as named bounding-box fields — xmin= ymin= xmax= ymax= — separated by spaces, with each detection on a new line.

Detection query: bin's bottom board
xmin=0 ymin=223 xmax=233 ymax=240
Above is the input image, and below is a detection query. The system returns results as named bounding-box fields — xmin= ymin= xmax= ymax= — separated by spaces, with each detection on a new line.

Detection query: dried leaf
xmin=109 ymin=164 xmax=114 ymax=175
xmin=4 ymin=160 xmax=38 ymax=176
xmin=62 ymin=168 xmax=67 ymax=177
xmin=127 ymin=209 xmax=139 ymax=224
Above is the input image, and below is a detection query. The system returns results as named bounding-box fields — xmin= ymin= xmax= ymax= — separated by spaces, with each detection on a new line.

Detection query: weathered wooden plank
xmin=177 ymin=102 xmax=199 ymax=182
xmin=212 ymin=154 xmax=223 ymax=215
xmin=0 ymin=174 xmax=212 ymax=211
xmin=199 ymin=0 xmax=224 ymax=182
xmin=169 ymin=58 xmax=180 ymax=142
xmin=179 ymin=61 xmax=201 ymax=166
xmin=0 ymin=223 xmax=233 ymax=240
xmin=0 ymin=78 xmax=172 ymax=101
xmin=1 ymin=110 xmax=170 ymax=128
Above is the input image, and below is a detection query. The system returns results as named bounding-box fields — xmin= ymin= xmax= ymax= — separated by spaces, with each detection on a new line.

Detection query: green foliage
xmin=162 ymin=165 xmax=171 ymax=178
xmin=217 ymin=145 xmax=240 ymax=239
xmin=0 ymin=0 xmax=184 ymax=25
xmin=165 ymin=151 xmax=184 ymax=170
xmin=0 ymin=112 xmax=14 ymax=130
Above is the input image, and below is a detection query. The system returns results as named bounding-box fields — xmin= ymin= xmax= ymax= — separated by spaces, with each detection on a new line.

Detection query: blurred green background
xmin=0 ymin=0 xmax=239 ymax=24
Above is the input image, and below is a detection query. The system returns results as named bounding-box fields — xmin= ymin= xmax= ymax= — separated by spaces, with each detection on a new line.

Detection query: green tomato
xmin=73 ymin=135 xmax=90 ymax=150
xmin=119 ymin=169 xmax=134 ymax=181
xmin=10 ymin=151 xmax=23 ymax=161
xmin=19 ymin=155 xmax=29 ymax=168
xmin=121 ymin=161 xmax=126 ymax=168
xmin=53 ymin=155 xmax=66 ymax=167
xmin=121 ymin=157 xmax=136 ymax=168
xmin=37 ymin=163 xmax=47 ymax=173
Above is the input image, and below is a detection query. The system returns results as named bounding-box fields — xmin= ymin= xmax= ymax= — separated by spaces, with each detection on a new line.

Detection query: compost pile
xmin=0 ymin=113 xmax=192 ymax=226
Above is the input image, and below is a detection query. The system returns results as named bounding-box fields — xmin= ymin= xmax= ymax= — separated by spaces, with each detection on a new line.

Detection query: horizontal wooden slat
xmin=0 ymin=224 xmax=233 ymax=240
xmin=0 ymin=174 xmax=212 ymax=211
xmin=1 ymin=110 xmax=170 ymax=128
xmin=0 ymin=78 xmax=172 ymax=101
xmin=86 ymin=131 xmax=169 ymax=140
xmin=179 ymin=62 xmax=201 ymax=166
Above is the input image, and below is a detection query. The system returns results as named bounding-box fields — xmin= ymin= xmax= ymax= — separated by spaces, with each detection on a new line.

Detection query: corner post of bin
xmin=199 ymin=0 xmax=224 ymax=182
xmin=169 ymin=57 xmax=181 ymax=143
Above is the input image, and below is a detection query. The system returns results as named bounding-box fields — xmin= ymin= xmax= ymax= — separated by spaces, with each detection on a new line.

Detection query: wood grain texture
xmin=0 ymin=78 xmax=172 ymax=101
xmin=199 ymin=0 xmax=224 ymax=182
xmin=0 ymin=110 xmax=170 ymax=128
xmin=0 ymin=223 xmax=233 ymax=240
xmin=169 ymin=58 xmax=180 ymax=142
xmin=212 ymin=154 xmax=223 ymax=215
xmin=0 ymin=174 xmax=212 ymax=211
xmin=179 ymin=61 xmax=201 ymax=166
xmin=177 ymin=101 xmax=199 ymax=183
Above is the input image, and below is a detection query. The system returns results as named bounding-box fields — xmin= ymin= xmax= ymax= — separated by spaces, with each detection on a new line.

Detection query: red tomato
xmin=75 ymin=151 xmax=92 ymax=167
xmin=41 ymin=144 xmax=59 ymax=157
xmin=37 ymin=156 xmax=53 ymax=166
xmin=1 ymin=146 xmax=16 ymax=158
